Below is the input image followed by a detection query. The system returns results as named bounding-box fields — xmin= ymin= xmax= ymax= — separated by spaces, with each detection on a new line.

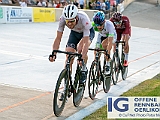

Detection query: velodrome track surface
xmin=0 ymin=1 xmax=160 ymax=119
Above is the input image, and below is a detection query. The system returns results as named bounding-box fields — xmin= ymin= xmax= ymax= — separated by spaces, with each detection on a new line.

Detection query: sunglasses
xmin=65 ymin=19 xmax=76 ymax=24
xmin=114 ymin=20 xmax=122 ymax=25
xmin=95 ymin=23 xmax=103 ymax=27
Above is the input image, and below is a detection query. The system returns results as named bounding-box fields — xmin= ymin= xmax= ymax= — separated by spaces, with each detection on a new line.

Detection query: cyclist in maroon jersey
xmin=110 ymin=12 xmax=131 ymax=66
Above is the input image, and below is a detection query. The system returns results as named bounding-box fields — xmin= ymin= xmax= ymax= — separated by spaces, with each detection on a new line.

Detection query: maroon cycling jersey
xmin=110 ymin=16 xmax=131 ymax=40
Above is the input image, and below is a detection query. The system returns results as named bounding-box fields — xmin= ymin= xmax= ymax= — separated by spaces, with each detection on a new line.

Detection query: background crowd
xmin=0 ymin=0 xmax=124 ymax=9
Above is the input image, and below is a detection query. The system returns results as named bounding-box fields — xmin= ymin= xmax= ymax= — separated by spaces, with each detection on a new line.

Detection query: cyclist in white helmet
xmin=49 ymin=4 xmax=95 ymax=84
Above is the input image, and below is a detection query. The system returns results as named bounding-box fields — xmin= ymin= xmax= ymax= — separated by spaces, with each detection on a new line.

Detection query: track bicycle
xmin=112 ymin=41 xmax=128 ymax=85
xmin=88 ymin=48 xmax=112 ymax=100
xmin=50 ymin=50 xmax=86 ymax=117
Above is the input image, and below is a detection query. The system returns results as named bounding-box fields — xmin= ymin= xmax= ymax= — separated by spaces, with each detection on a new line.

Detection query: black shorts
xmin=66 ymin=27 xmax=95 ymax=50
xmin=101 ymin=36 xmax=108 ymax=43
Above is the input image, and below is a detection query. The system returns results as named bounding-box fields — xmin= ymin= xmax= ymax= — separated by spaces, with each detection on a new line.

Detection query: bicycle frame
xmin=88 ymin=48 xmax=111 ymax=100
xmin=52 ymin=50 xmax=86 ymax=117
xmin=112 ymin=40 xmax=126 ymax=85
xmin=53 ymin=50 xmax=82 ymax=93
xmin=115 ymin=41 xmax=125 ymax=69
xmin=89 ymin=48 xmax=107 ymax=76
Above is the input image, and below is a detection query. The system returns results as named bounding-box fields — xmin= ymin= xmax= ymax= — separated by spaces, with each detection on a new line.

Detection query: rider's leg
xmin=77 ymin=38 xmax=91 ymax=71
xmin=102 ymin=37 xmax=112 ymax=61
xmin=65 ymin=47 xmax=76 ymax=73
xmin=122 ymin=34 xmax=130 ymax=61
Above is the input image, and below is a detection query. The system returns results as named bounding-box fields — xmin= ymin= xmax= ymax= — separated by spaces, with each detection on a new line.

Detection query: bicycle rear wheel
xmin=88 ymin=61 xmax=99 ymax=100
xmin=53 ymin=69 xmax=68 ymax=117
xmin=103 ymin=60 xmax=112 ymax=93
xmin=112 ymin=53 xmax=120 ymax=85
xmin=73 ymin=64 xmax=85 ymax=107
xmin=121 ymin=53 xmax=128 ymax=80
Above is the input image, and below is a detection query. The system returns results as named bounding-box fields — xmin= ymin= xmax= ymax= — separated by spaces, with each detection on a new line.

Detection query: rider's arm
xmin=122 ymin=17 xmax=131 ymax=42
xmin=81 ymin=16 xmax=92 ymax=59
xmin=52 ymin=31 xmax=63 ymax=50
xmin=49 ymin=16 xmax=65 ymax=62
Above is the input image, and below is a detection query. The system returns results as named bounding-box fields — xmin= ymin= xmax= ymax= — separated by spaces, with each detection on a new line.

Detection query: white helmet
xmin=62 ymin=4 xmax=78 ymax=19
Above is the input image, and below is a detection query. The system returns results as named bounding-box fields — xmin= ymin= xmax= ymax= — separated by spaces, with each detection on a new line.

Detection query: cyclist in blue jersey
xmin=92 ymin=11 xmax=117 ymax=74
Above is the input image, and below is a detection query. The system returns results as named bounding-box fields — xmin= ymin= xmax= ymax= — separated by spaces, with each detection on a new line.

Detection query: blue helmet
xmin=93 ymin=11 xmax=105 ymax=25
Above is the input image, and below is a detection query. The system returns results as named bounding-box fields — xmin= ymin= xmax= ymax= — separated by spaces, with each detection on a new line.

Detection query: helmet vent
xmin=70 ymin=12 xmax=74 ymax=18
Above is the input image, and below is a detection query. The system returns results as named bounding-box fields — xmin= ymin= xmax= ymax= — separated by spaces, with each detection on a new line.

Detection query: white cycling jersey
xmin=58 ymin=11 xmax=92 ymax=37
xmin=93 ymin=20 xmax=117 ymax=43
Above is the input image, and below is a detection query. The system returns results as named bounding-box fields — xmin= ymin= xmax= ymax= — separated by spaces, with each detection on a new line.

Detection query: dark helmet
xmin=93 ymin=11 xmax=105 ymax=25
xmin=112 ymin=12 xmax=122 ymax=21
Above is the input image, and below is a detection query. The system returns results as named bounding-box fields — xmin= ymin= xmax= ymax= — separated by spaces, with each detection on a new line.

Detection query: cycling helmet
xmin=112 ymin=12 xmax=122 ymax=21
xmin=93 ymin=11 xmax=105 ymax=25
xmin=62 ymin=4 xmax=78 ymax=19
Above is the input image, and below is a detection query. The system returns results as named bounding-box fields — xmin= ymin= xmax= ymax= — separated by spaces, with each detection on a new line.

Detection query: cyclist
xmin=110 ymin=12 xmax=131 ymax=66
xmin=49 ymin=4 xmax=95 ymax=84
xmin=92 ymin=11 xmax=117 ymax=74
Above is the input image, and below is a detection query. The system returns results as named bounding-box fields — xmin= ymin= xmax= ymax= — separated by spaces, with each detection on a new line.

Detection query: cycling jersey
xmin=58 ymin=11 xmax=92 ymax=37
xmin=92 ymin=20 xmax=117 ymax=44
xmin=110 ymin=16 xmax=131 ymax=40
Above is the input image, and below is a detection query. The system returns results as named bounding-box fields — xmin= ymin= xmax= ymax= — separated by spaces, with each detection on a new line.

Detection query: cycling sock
xmin=106 ymin=60 xmax=110 ymax=66
xmin=124 ymin=53 xmax=128 ymax=61
xmin=82 ymin=63 xmax=87 ymax=71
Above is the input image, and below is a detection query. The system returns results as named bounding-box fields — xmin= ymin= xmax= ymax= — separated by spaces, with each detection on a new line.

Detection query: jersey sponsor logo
xmin=76 ymin=27 xmax=82 ymax=30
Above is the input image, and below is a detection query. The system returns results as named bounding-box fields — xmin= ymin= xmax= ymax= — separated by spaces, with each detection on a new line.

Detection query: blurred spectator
xmin=110 ymin=0 xmax=116 ymax=6
xmin=61 ymin=1 xmax=67 ymax=8
xmin=52 ymin=1 xmax=57 ymax=7
xmin=36 ymin=0 xmax=42 ymax=6
xmin=73 ymin=0 xmax=79 ymax=7
xmin=116 ymin=0 xmax=120 ymax=4
xmin=95 ymin=0 xmax=101 ymax=10
xmin=91 ymin=0 xmax=97 ymax=10
xmin=105 ymin=0 xmax=110 ymax=10
xmin=19 ymin=0 xmax=27 ymax=7
xmin=56 ymin=1 xmax=61 ymax=8
xmin=79 ymin=0 xmax=84 ymax=9
xmin=12 ymin=0 xmax=18 ymax=4
xmin=42 ymin=0 xmax=47 ymax=7
xmin=0 ymin=0 xmax=2 ymax=3
xmin=88 ymin=1 xmax=92 ymax=9
xmin=2 ymin=0 xmax=9 ymax=3
xmin=101 ymin=0 xmax=106 ymax=11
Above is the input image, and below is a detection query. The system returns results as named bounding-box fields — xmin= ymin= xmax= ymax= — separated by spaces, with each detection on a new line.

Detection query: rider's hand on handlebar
xmin=49 ymin=54 xmax=56 ymax=62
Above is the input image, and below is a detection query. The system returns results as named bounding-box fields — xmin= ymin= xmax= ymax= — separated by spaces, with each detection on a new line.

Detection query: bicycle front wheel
xmin=73 ymin=64 xmax=85 ymax=107
xmin=88 ymin=61 xmax=99 ymax=100
xmin=103 ymin=60 xmax=112 ymax=93
xmin=53 ymin=69 xmax=68 ymax=117
xmin=112 ymin=53 xmax=120 ymax=85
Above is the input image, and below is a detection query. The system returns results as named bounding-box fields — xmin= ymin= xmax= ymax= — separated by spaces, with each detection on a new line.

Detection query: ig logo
xmin=108 ymin=98 xmax=129 ymax=112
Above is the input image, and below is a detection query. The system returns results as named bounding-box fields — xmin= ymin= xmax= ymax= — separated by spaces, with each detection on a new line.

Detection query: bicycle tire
xmin=73 ymin=64 xmax=85 ymax=107
xmin=112 ymin=53 xmax=120 ymax=85
xmin=121 ymin=53 xmax=128 ymax=80
xmin=53 ymin=69 xmax=68 ymax=117
xmin=88 ymin=61 xmax=99 ymax=100
xmin=103 ymin=60 xmax=112 ymax=93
